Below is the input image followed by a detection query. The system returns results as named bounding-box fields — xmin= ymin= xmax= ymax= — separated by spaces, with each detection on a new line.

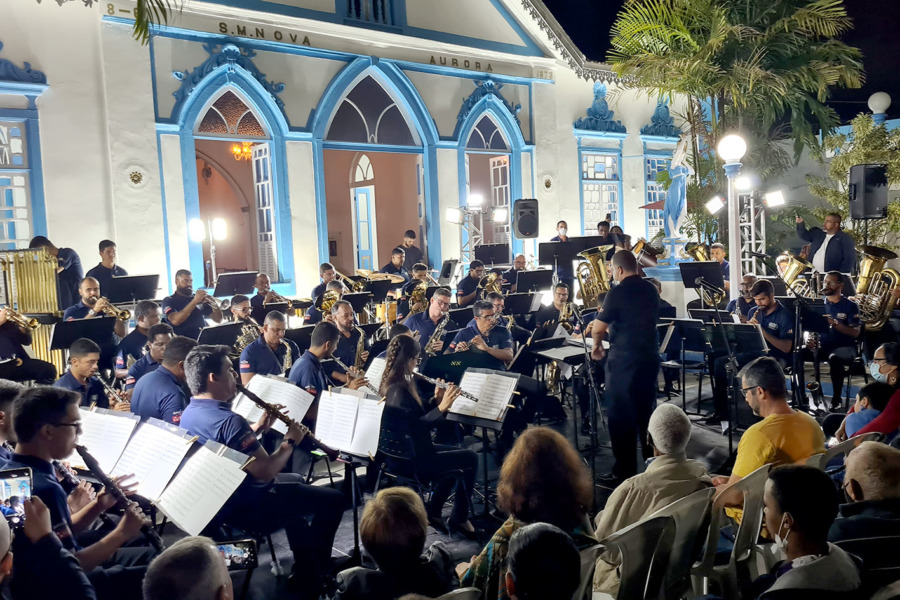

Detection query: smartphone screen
xmin=216 ymin=539 xmax=258 ymax=571
xmin=0 ymin=467 xmax=32 ymax=529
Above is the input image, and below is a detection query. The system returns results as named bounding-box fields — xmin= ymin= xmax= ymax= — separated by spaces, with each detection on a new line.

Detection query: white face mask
xmin=774 ymin=514 xmax=790 ymax=551
xmin=558 ymin=227 xmax=567 ymax=237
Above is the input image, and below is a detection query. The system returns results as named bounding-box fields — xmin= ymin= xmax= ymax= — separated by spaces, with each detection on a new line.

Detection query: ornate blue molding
xmin=641 ymin=100 xmax=680 ymax=137
xmin=0 ymin=41 xmax=47 ymax=85
xmin=574 ymin=83 xmax=625 ymax=134
xmin=171 ymin=42 xmax=285 ymax=117
xmin=456 ymin=79 xmax=521 ymax=128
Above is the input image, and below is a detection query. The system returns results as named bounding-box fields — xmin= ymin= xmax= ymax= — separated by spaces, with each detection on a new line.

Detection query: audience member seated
xmin=593 ymin=404 xmax=713 ymax=595
xmin=835 ymin=343 xmax=900 ymax=442
xmin=714 ymin=357 xmax=825 ymax=522
xmin=829 ymin=441 xmax=900 ymax=542
xmin=753 ymin=465 xmax=861 ymax=599
xmin=142 ymin=536 xmax=232 ymax=600
xmin=506 ymin=522 xmax=581 ymax=600
xmin=846 ymin=382 xmax=895 ymax=439
xmin=335 ymin=488 xmax=455 ymax=600
xmin=458 ymin=427 xmax=596 ymax=600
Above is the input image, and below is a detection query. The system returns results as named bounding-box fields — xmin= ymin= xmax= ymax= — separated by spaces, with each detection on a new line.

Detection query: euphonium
xmin=234 ymin=317 xmax=262 ymax=353
xmin=575 ymin=245 xmax=613 ymax=308
xmin=317 ymin=290 xmax=340 ymax=314
xmin=409 ymin=280 xmax=428 ymax=316
xmin=2 ymin=307 xmax=39 ymax=330
xmin=334 ymin=269 xmax=366 ymax=293
xmin=856 ymin=245 xmax=900 ymax=331
xmin=478 ymin=272 xmax=502 ymax=295
xmin=780 ymin=252 xmax=816 ymax=299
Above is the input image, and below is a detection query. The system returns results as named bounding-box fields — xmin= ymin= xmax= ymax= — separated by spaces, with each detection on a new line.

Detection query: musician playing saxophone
xmin=239 ymin=311 xmax=299 ymax=384
xmin=53 ymin=338 xmax=126 ymax=410
xmin=404 ymin=287 xmax=453 ymax=356
xmin=161 ymin=270 xmax=223 ymax=340
xmin=330 ymin=300 xmax=368 ymax=384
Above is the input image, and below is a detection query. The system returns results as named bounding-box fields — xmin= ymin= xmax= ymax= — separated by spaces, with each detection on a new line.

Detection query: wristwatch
xmin=283 ymin=437 xmax=298 ymax=447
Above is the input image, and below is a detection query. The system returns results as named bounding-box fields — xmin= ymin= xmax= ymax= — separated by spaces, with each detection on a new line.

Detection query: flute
xmin=75 ymin=444 xmax=165 ymax=553
xmin=234 ymin=385 xmax=338 ymax=459
xmin=331 ymin=356 xmax=382 ymax=397
xmin=413 ymin=372 xmax=480 ymax=403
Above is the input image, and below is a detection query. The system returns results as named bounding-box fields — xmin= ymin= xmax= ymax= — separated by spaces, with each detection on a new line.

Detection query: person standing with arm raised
xmin=796 ymin=213 xmax=856 ymax=274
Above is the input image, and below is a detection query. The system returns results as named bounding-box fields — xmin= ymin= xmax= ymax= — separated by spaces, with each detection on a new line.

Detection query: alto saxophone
xmin=281 ymin=340 xmax=293 ymax=374
xmin=354 ymin=325 xmax=367 ymax=369
xmin=425 ymin=312 xmax=450 ymax=356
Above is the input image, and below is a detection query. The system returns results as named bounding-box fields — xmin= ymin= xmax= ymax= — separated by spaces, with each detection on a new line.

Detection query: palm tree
xmin=132 ymin=0 xmax=182 ymax=44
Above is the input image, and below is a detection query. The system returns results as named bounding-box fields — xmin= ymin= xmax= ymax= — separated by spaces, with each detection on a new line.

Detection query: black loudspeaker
xmin=513 ymin=198 xmax=539 ymax=238
xmin=849 ymin=164 xmax=888 ymax=219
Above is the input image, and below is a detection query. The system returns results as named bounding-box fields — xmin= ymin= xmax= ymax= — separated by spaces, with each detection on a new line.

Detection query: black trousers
xmin=88 ymin=543 xmax=157 ymax=600
xmin=605 ymin=354 xmax=659 ymax=479
xmin=420 ymin=444 xmax=477 ymax=523
xmin=797 ymin=345 xmax=857 ymax=402
xmin=0 ymin=356 xmax=56 ymax=384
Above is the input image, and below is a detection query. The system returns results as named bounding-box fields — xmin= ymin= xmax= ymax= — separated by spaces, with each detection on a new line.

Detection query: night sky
xmin=541 ymin=0 xmax=900 ymax=122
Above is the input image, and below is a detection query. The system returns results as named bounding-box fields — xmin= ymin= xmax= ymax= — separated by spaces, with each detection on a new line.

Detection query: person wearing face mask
xmin=550 ymin=220 xmax=574 ymax=290
xmin=753 ymin=465 xmax=861 ymax=599
xmin=834 ymin=342 xmax=900 ymax=442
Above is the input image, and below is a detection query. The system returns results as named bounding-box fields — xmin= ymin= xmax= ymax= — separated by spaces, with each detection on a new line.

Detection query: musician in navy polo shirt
xmin=161 ymin=270 xmax=222 ymax=339
xmin=239 ymin=311 xmax=299 ymax=383
xmin=456 ymin=260 xmax=484 ymax=308
xmin=405 ymin=287 xmax=452 ymax=357
xmin=130 ymin=336 xmax=197 ymax=424
xmin=379 ymin=248 xmax=410 ymax=283
xmin=84 ymin=240 xmax=128 ymax=297
xmin=304 ymin=280 xmax=345 ymax=326
xmin=0 ymin=308 xmax=56 ymax=385
xmin=114 ymin=300 xmax=160 ymax=380
xmin=124 ymin=323 xmax=173 ymax=395
xmin=63 ymin=277 xmax=127 ymax=368
xmin=53 ymin=338 xmax=120 ymax=410
xmin=448 ymin=300 xmax=513 ymax=371
xmin=28 ymin=236 xmax=83 ymax=311
xmin=310 ymin=263 xmax=336 ymax=302
xmin=330 ymin=300 xmax=368 ymax=384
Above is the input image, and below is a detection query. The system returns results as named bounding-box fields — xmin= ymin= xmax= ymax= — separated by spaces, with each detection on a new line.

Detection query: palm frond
xmin=132 ymin=0 xmax=182 ymax=44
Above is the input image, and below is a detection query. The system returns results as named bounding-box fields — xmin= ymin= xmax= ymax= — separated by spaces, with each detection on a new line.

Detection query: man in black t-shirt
xmin=396 ymin=229 xmax=424 ymax=270
xmin=591 ymin=250 xmax=660 ymax=484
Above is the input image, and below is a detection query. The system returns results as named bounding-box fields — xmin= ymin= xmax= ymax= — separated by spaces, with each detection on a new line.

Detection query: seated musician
xmin=484 ymin=291 xmax=529 ymax=347
xmin=725 ymin=275 xmax=758 ymax=321
xmin=54 ymin=338 xmax=123 ymax=410
xmin=180 ymin=345 xmax=347 ymax=599
xmin=330 ymin=300 xmax=369 ymax=384
xmin=801 ymin=271 xmax=861 ymax=410
xmin=115 ymin=300 xmax=160 ymax=379
xmin=84 ymin=240 xmax=127 ymax=297
xmin=0 ymin=307 xmax=56 ymax=384
xmin=310 ymin=263 xmax=336 ymax=302
xmin=404 ymin=287 xmax=452 ymax=356
xmin=710 ymin=279 xmax=794 ymax=424
xmin=710 ymin=242 xmax=730 ymax=293
xmin=229 ymin=294 xmax=253 ymax=323
xmin=305 ymin=280 xmax=345 ymax=326
xmin=64 ymin=276 xmax=127 ymax=349
xmin=448 ymin=300 xmax=513 ymax=369
xmin=456 ymin=260 xmax=484 ymax=308
xmin=397 ymin=263 xmax=429 ymax=322
xmin=239 ymin=310 xmax=299 ymax=384
xmin=380 ymin=248 xmax=410 ymax=283
xmin=130 ymin=335 xmax=197 ymax=424
xmin=162 ymin=269 xmax=222 ymax=339
xmin=6 ymin=386 xmax=156 ymax=598
xmin=124 ymin=323 xmax=173 ymax=395
xmin=502 ymin=254 xmax=527 ymax=293
xmin=534 ymin=282 xmax=576 ymax=330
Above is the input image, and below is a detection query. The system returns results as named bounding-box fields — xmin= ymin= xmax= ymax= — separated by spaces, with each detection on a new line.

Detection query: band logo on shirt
xmin=171 ymin=411 xmax=182 ymax=424
xmin=239 ymin=431 xmax=256 ymax=450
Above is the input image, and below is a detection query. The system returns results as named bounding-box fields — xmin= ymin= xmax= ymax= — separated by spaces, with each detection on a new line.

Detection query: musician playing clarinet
xmin=5 ymin=387 xmax=155 ymax=598
xmin=53 ymin=338 xmax=123 ymax=410
xmin=180 ymin=345 xmax=346 ymax=600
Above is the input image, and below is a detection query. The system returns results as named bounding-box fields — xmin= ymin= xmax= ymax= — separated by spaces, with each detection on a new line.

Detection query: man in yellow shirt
xmin=714 ymin=357 xmax=825 ymax=520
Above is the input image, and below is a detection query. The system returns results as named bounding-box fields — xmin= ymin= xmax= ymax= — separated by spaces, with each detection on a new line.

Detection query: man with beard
xmin=63 ymin=277 xmax=127 ymax=371
xmin=161 ymin=270 xmax=223 ymax=339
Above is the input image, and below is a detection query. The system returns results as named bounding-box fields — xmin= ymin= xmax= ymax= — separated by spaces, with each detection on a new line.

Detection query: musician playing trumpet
xmin=53 ymin=338 xmax=129 ymax=411
xmin=0 ymin=307 xmax=56 ymax=385
xmin=161 ymin=270 xmax=223 ymax=340
xmin=64 ymin=276 xmax=127 ymax=339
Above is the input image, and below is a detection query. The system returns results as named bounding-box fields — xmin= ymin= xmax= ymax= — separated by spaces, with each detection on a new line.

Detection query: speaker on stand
xmin=512 ymin=198 xmax=539 ymax=239
xmin=849 ymin=164 xmax=888 ymax=246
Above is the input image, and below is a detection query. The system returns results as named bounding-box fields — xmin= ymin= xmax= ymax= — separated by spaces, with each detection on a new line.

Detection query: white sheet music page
xmin=66 ymin=409 xmax=139 ymax=472
xmin=474 ymin=374 xmax=517 ymax=420
xmin=449 ymin=371 xmax=485 ymax=417
xmin=365 ymin=357 xmax=386 ymax=393
xmin=314 ymin=391 xmax=359 ymax=452
xmin=156 ymin=445 xmax=246 ymax=536
xmin=348 ymin=397 xmax=385 ymax=457
xmin=110 ymin=421 xmax=193 ymax=501
xmin=249 ymin=376 xmax=314 ymax=435
xmin=230 ymin=392 xmax=263 ymax=423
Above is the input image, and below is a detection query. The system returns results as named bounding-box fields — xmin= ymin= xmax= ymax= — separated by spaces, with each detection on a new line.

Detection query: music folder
xmin=212 ymin=271 xmax=258 ymax=298
xmin=65 ymin=408 xmax=140 ymax=472
xmin=364 ymin=356 xmax=386 ymax=393
xmin=50 ymin=317 xmax=117 ymax=350
xmin=515 ymin=269 xmax=554 ymax=293
xmin=110 ymin=418 xmax=195 ymax=501
xmin=315 ymin=389 xmax=386 ymax=458
xmin=446 ymin=368 xmax=519 ymax=423
xmin=197 ymin=321 xmax=244 ymax=347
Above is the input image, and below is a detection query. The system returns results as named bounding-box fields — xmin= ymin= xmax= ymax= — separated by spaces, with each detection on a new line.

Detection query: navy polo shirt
xmin=398 ymin=244 xmax=424 ymax=269
xmin=56 ymin=247 xmax=83 ymax=311
xmin=726 ymin=297 xmax=756 ymax=319
xmin=239 ymin=336 xmax=299 ymax=376
xmin=448 ymin=321 xmax=512 ymax=370
xmin=249 ymin=292 xmax=268 ymax=324
xmin=380 ymin=263 xmax=410 ymax=282
xmin=0 ymin=443 xmax=12 ymax=466
xmin=549 ymin=236 xmax=574 ymax=279
xmin=304 ymin=307 xmax=324 ymax=325
xmin=63 ymin=301 xmax=91 ymax=321
xmin=456 ymin=274 xmax=480 ymax=307
xmin=311 ymin=282 xmax=327 ymax=300
xmin=54 ymin=371 xmax=108 ymax=409
xmin=749 ymin=301 xmax=794 ymax=360
xmin=0 ymin=320 xmax=30 ymax=360
xmin=85 ymin=263 xmax=128 ymax=296
xmin=288 ymin=350 xmax=331 ymax=402
xmin=162 ymin=293 xmax=213 ymax=339
xmin=125 ymin=353 xmax=159 ymax=390
xmin=131 ymin=365 xmax=187 ymax=424
xmin=824 ymin=296 xmax=860 ymax=348
xmin=6 ymin=454 xmax=77 ymax=550
xmin=333 ymin=328 xmax=362 ymax=374
xmin=404 ymin=312 xmax=443 ymax=354
xmin=116 ymin=328 xmax=147 ymax=370
xmin=720 ymin=260 xmax=730 ymax=281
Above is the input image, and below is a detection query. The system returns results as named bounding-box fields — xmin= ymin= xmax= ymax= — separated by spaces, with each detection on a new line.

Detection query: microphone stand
xmin=571 ymin=303 xmax=605 ymax=511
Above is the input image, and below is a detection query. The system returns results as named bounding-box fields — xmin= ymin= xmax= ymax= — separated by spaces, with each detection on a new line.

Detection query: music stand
xmin=364 ymin=280 xmax=395 ymax=305
xmin=660 ymin=319 xmax=714 ymax=416
xmin=358 ymin=322 xmax=382 ymax=339
xmin=448 ymin=307 xmax=472 ymax=329
xmin=257 ymin=302 xmax=289 ymax=322
xmin=759 ymin=276 xmax=787 ymax=296
xmin=50 ymin=317 xmax=117 ymax=350
xmin=197 ymin=322 xmax=243 ymax=347
xmin=212 ymin=271 xmax=258 ymax=298
xmin=504 ymin=293 xmax=535 ymax=316
xmin=106 ymin=275 xmax=160 ymax=304
xmin=284 ymin=325 xmax=314 ymax=354
xmin=474 ymin=243 xmax=511 ymax=267
xmin=437 ymin=260 xmax=458 ymax=286
xmin=688 ymin=309 xmax=731 ymax=323
xmin=679 ymin=262 xmax=725 ymax=308
xmin=720 ymin=322 xmax=768 ymax=453
xmin=423 ymin=286 xmax=442 ymax=302
xmin=342 ymin=292 xmax=372 ymax=315
xmin=420 ymin=350 xmax=499 ymax=384
xmin=515 ymin=269 xmax=554 ymax=293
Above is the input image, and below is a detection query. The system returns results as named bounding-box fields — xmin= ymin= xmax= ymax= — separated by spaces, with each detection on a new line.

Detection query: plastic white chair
xmin=806 ymin=432 xmax=884 ymax=470
xmin=573 ymin=543 xmax=604 ymax=600
xmin=436 ymin=588 xmax=482 ymax=600
xmin=594 ymin=514 xmax=676 ymax=600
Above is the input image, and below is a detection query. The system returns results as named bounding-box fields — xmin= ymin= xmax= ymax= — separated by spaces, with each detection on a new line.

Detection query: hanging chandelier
xmin=230 ymin=142 xmax=253 ymax=161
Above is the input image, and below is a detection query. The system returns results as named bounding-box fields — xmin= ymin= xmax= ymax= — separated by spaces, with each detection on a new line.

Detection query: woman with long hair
xmin=379 ymin=335 xmax=478 ymax=536
xmin=459 ymin=427 xmax=596 ymax=600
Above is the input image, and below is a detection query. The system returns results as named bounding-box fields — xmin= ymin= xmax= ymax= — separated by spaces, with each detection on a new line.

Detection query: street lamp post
xmin=717 ymin=134 xmax=747 ymax=301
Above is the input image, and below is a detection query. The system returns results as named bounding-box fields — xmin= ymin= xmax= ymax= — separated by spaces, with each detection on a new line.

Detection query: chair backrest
xmin=817 ymin=432 xmax=884 ymax=468
xmin=597 ymin=515 xmax=676 ymax=600
xmin=573 ymin=543 xmax=604 ymax=600
xmin=436 ymin=587 xmax=483 ymax=600
xmin=377 ymin=411 xmax=417 ymax=461
xmin=834 ymin=535 xmax=900 ymax=591
xmin=871 ymin=579 xmax=900 ymax=600
xmin=646 ymin=487 xmax=716 ymax=600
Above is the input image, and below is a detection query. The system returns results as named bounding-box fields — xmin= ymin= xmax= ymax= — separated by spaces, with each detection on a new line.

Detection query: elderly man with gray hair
xmin=593 ymin=403 xmax=712 ymax=595
xmin=143 ymin=536 xmax=233 ymax=600
xmin=829 ymin=441 xmax=900 ymax=543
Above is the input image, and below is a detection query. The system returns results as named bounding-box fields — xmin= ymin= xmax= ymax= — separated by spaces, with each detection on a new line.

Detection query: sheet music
xmin=348 ymin=398 xmax=385 ymax=457
xmin=450 ymin=371 xmax=485 ymax=416
xmin=365 ymin=357 xmax=386 ymax=393
xmin=110 ymin=420 xmax=193 ymax=501
xmin=66 ymin=409 xmax=139 ymax=472
xmin=245 ymin=376 xmax=314 ymax=435
xmin=156 ymin=445 xmax=246 ymax=536
xmin=315 ymin=391 xmax=359 ymax=452
xmin=474 ymin=374 xmax=517 ymax=420
xmin=230 ymin=394 xmax=263 ymax=423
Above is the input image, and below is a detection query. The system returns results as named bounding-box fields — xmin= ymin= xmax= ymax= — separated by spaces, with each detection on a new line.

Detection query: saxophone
xmin=353 ymin=325 xmax=367 ymax=369
xmin=424 ymin=312 xmax=450 ymax=356
xmin=281 ymin=340 xmax=293 ymax=374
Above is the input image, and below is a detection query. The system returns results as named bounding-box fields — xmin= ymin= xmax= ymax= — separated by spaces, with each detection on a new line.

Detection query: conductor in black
xmin=590 ymin=250 xmax=660 ymax=484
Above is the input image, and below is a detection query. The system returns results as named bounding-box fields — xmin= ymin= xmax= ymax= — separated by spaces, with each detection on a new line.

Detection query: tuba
xmin=683 ymin=244 xmax=725 ymax=306
xmin=856 ymin=245 xmax=900 ymax=331
xmin=575 ymin=245 xmax=613 ymax=308
xmin=779 ymin=252 xmax=817 ymax=299
xmin=409 ymin=280 xmax=428 ymax=316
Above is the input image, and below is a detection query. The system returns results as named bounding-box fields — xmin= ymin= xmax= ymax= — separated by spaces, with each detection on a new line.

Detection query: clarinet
xmin=235 ymin=385 xmax=338 ymax=459
xmin=51 ymin=458 xmax=118 ymax=528
xmin=331 ymin=356 xmax=382 ymax=397
xmin=413 ymin=372 xmax=480 ymax=403
xmin=97 ymin=377 xmax=130 ymax=411
xmin=74 ymin=445 xmax=165 ymax=552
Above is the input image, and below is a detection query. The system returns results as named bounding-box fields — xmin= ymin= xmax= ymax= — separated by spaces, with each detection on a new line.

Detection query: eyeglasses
xmin=51 ymin=421 xmax=83 ymax=433
xmin=477 ymin=314 xmax=497 ymax=321
xmin=434 ymin=299 xmax=451 ymax=309
xmin=234 ymin=307 xmax=251 ymax=313
xmin=873 ymin=357 xmax=888 ymax=363
xmin=740 ymin=386 xmax=760 ymax=397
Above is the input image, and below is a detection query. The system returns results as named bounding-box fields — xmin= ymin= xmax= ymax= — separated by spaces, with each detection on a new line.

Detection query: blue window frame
xmin=643 ymin=157 xmax=670 ymax=240
xmin=0 ymin=121 xmax=36 ymax=249
xmin=580 ymin=152 xmax=621 ymax=232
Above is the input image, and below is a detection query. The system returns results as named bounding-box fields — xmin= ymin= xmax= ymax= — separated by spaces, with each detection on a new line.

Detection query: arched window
xmin=326 ymin=76 xmax=416 ymax=146
xmin=354 ymin=154 xmax=374 ymax=183
xmin=196 ymin=90 xmax=267 ymax=137
xmin=466 ymin=115 xmax=509 ymax=151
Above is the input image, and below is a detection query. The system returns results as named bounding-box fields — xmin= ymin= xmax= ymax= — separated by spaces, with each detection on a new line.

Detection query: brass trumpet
xmin=95 ymin=298 xmax=131 ymax=321
xmin=334 ymin=269 xmax=366 ymax=293
xmin=262 ymin=290 xmax=291 ymax=307
xmin=198 ymin=292 xmax=230 ymax=311
xmin=2 ymin=307 xmax=39 ymax=330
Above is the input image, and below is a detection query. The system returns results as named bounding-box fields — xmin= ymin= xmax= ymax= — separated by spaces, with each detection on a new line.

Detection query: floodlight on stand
xmin=467 ymin=194 xmax=484 ymax=208
xmin=188 ymin=219 xmax=206 ymax=243
xmin=735 ymin=175 xmax=753 ymax=191
xmin=706 ymin=196 xmax=725 ymax=214
xmin=490 ymin=207 xmax=509 ymax=223
xmin=764 ymin=190 xmax=785 ymax=207
xmin=445 ymin=207 xmax=463 ymax=224
xmin=211 ymin=218 xmax=228 ymax=241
